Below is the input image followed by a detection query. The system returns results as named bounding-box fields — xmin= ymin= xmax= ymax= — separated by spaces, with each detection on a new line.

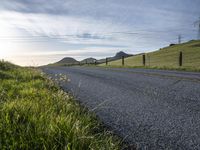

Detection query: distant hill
xmin=48 ymin=51 xmax=132 ymax=66
xmin=113 ymin=51 xmax=132 ymax=60
xmin=50 ymin=57 xmax=79 ymax=66
xmin=97 ymin=51 xmax=132 ymax=63
xmin=56 ymin=57 xmax=78 ymax=64
xmin=81 ymin=57 xmax=96 ymax=64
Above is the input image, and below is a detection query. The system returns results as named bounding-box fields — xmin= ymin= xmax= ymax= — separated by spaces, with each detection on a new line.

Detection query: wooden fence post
xmin=142 ymin=54 xmax=146 ymax=66
xmin=179 ymin=51 xmax=182 ymax=66
xmin=122 ymin=56 xmax=125 ymax=66
xmin=106 ymin=58 xmax=108 ymax=65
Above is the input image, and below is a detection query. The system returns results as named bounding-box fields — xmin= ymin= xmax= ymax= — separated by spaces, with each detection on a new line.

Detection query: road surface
xmin=42 ymin=66 xmax=200 ymax=150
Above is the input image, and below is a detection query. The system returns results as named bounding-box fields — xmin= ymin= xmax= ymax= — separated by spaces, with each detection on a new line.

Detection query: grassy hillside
xmin=100 ymin=40 xmax=200 ymax=70
xmin=0 ymin=61 xmax=121 ymax=149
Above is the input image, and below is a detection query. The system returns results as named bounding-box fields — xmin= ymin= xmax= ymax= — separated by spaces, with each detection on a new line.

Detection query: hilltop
xmin=49 ymin=57 xmax=79 ymax=66
xmin=98 ymin=51 xmax=132 ymax=63
xmin=56 ymin=57 xmax=78 ymax=64
xmin=112 ymin=51 xmax=132 ymax=60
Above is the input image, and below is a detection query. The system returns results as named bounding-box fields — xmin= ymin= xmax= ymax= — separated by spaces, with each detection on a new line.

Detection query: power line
xmin=0 ymin=27 xmax=194 ymax=39
xmin=0 ymin=27 xmax=195 ymax=43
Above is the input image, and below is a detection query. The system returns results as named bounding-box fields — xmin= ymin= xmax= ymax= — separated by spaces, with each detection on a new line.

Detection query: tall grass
xmin=0 ymin=61 xmax=121 ymax=149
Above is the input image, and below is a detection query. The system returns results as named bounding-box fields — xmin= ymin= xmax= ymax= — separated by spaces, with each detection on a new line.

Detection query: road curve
xmin=42 ymin=66 xmax=200 ymax=150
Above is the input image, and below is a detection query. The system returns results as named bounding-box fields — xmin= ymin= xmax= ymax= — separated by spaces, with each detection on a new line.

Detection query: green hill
xmin=49 ymin=57 xmax=79 ymax=66
xmin=81 ymin=57 xmax=96 ymax=64
xmin=100 ymin=40 xmax=200 ymax=70
xmin=97 ymin=51 xmax=132 ymax=64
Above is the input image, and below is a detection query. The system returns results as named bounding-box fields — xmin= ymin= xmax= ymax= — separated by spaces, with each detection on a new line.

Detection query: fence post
xmin=106 ymin=58 xmax=108 ymax=65
xmin=179 ymin=51 xmax=182 ymax=66
xmin=142 ymin=54 xmax=146 ymax=66
xmin=122 ymin=56 xmax=124 ymax=66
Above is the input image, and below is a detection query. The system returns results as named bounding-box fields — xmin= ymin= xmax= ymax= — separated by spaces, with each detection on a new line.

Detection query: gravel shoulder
xmin=42 ymin=66 xmax=200 ymax=150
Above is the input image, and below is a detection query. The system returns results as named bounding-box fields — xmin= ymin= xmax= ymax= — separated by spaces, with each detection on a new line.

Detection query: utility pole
xmin=178 ymin=34 xmax=182 ymax=44
xmin=194 ymin=17 xmax=200 ymax=40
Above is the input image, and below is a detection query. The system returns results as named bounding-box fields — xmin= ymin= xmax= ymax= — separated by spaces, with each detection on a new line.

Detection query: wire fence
xmin=99 ymin=51 xmax=200 ymax=69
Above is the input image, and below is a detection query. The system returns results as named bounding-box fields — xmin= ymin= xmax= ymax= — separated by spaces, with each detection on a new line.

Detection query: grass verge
xmin=97 ymin=65 xmax=200 ymax=72
xmin=0 ymin=61 xmax=121 ymax=150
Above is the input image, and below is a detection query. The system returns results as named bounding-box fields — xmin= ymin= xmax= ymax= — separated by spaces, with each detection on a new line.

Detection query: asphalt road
xmin=42 ymin=66 xmax=200 ymax=150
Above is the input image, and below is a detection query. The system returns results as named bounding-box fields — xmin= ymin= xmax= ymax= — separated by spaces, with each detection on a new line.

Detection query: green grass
xmin=0 ymin=61 xmax=121 ymax=150
xmin=100 ymin=40 xmax=200 ymax=71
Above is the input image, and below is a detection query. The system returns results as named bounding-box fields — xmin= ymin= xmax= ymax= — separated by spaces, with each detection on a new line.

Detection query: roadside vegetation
xmin=99 ymin=40 xmax=200 ymax=71
xmin=0 ymin=60 xmax=121 ymax=150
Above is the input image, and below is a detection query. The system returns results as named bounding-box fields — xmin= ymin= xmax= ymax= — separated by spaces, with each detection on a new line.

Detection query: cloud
xmin=76 ymin=33 xmax=108 ymax=40
xmin=0 ymin=10 xmax=122 ymax=39
xmin=0 ymin=0 xmax=200 ymax=65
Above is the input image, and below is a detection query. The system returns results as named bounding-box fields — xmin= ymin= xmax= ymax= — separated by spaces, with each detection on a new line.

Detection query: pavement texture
xmin=42 ymin=66 xmax=200 ymax=150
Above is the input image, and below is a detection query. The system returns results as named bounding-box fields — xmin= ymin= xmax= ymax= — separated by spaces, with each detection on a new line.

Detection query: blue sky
xmin=0 ymin=0 xmax=200 ymax=66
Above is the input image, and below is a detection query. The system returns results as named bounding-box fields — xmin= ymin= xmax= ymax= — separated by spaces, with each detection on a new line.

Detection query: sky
xmin=0 ymin=0 xmax=200 ymax=66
